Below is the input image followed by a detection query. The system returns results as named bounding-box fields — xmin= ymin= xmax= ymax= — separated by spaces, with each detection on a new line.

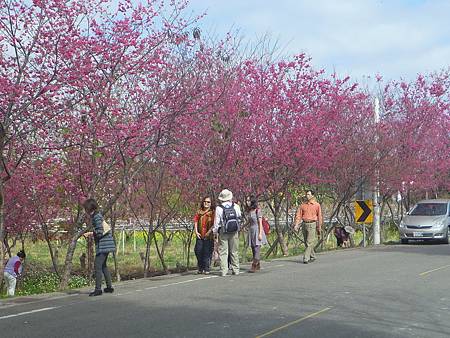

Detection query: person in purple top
xmin=3 ymin=250 xmax=26 ymax=296
xmin=245 ymin=195 xmax=268 ymax=273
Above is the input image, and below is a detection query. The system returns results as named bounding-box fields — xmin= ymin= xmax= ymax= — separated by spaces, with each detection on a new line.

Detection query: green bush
xmin=68 ymin=275 xmax=90 ymax=289
xmin=15 ymin=272 xmax=89 ymax=296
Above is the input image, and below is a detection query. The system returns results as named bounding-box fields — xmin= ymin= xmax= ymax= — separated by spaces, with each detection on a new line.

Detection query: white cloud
xmin=187 ymin=0 xmax=450 ymax=81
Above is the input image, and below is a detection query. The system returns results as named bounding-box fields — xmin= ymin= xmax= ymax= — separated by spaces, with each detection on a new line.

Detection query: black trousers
xmin=194 ymin=238 xmax=213 ymax=272
xmin=94 ymin=252 xmax=112 ymax=290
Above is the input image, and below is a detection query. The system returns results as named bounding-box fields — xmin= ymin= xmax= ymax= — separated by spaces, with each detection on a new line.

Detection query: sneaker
xmin=103 ymin=287 xmax=114 ymax=293
xmin=203 ymin=271 xmax=210 ymax=275
xmin=303 ymin=260 xmax=309 ymax=264
xmin=232 ymin=271 xmax=239 ymax=275
xmin=197 ymin=270 xmax=203 ymax=274
xmin=89 ymin=290 xmax=102 ymax=297
xmin=309 ymin=257 xmax=316 ymax=263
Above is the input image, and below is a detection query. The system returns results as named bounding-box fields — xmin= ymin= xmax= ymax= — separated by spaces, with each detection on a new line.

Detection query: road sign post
xmin=363 ymin=224 xmax=366 ymax=248
xmin=373 ymin=97 xmax=381 ymax=245
xmin=355 ymin=200 xmax=373 ymax=247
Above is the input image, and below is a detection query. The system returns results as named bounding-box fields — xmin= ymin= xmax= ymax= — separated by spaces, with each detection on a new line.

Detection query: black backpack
xmin=219 ymin=203 xmax=240 ymax=233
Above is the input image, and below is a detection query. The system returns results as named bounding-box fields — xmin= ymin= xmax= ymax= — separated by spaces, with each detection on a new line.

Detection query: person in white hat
xmin=212 ymin=189 xmax=242 ymax=276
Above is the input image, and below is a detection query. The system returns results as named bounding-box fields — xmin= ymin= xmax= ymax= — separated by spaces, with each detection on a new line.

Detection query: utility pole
xmin=373 ymin=97 xmax=381 ymax=245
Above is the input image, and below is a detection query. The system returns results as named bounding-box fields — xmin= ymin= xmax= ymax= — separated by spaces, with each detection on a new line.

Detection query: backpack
xmin=256 ymin=209 xmax=271 ymax=235
xmin=262 ymin=217 xmax=271 ymax=235
xmin=102 ymin=220 xmax=111 ymax=236
xmin=219 ymin=203 xmax=240 ymax=233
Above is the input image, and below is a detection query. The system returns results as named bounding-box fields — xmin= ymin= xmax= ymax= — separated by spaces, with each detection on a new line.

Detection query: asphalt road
xmin=2 ymin=244 xmax=450 ymax=338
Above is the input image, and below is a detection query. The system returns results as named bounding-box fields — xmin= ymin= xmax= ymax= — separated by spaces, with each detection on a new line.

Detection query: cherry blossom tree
xmin=2 ymin=0 xmax=449 ymax=288
xmin=0 ymin=0 xmax=99 ymax=284
xmin=379 ymin=71 xmax=450 ymax=201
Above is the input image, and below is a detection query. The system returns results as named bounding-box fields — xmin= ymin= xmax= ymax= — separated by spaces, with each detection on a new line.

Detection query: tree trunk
xmin=59 ymin=230 xmax=82 ymax=290
xmin=109 ymin=207 xmax=120 ymax=281
xmin=3 ymin=233 xmax=13 ymax=257
xmin=41 ymin=221 xmax=60 ymax=278
xmin=112 ymin=236 xmax=120 ymax=282
xmin=87 ymin=236 xmax=94 ymax=280
xmin=316 ymin=195 xmax=348 ymax=249
xmin=274 ymin=215 xmax=289 ymax=256
xmin=143 ymin=220 xmax=154 ymax=278
xmin=268 ymin=194 xmax=289 ymax=256
xmin=264 ymin=237 xmax=280 ymax=258
xmin=0 ymin=183 xmax=5 ymax=288
xmin=241 ymin=230 xmax=249 ymax=262
xmin=153 ymin=231 xmax=168 ymax=273
xmin=186 ymin=227 xmax=194 ymax=269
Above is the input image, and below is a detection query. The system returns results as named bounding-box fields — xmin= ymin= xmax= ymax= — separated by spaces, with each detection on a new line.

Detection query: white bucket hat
xmin=218 ymin=189 xmax=233 ymax=202
xmin=344 ymin=226 xmax=355 ymax=235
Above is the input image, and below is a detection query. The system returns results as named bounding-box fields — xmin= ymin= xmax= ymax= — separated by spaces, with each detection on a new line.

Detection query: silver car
xmin=398 ymin=199 xmax=450 ymax=244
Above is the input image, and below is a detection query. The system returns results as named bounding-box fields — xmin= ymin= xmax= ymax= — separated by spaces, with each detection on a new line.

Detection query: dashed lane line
xmin=0 ymin=262 xmax=290 ymax=324
xmin=0 ymin=306 xmax=60 ymax=320
xmin=0 ymin=262 xmax=286 ymax=314
xmin=269 ymin=264 xmax=285 ymax=268
xmin=0 ymin=276 xmax=218 ymax=319
xmin=117 ymin=275 xmax=218 ymax=295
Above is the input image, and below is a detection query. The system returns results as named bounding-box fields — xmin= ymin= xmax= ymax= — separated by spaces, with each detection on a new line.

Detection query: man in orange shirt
xmin=294 ymin=190 xmax=323 ymax=264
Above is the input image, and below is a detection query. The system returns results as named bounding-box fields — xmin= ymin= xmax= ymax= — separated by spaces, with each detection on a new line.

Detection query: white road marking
xmin=162 ymin=276 xmax=218 ymax=286
xmin=1 ymin=265 xmax=287 ymax=319
xmin=116 ymin=276 xmax=218 ymax=296
xmin=259 ymin=263 xmax=284 ymax=271
xmin=0 ymin=294 xmax=79 ymax=310
xmin=0 ymin=307 xmax=60 ymax=320
xmin=117 ymin=291 xmax=132 ymax=296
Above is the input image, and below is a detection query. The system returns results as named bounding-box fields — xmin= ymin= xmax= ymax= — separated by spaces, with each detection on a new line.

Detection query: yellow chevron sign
xmin=355 ymin=200 xmax=373 ymax=224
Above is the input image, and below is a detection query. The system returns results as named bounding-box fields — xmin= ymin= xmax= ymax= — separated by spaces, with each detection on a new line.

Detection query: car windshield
xmin=410 ymin=203 xmax=447 ymax=216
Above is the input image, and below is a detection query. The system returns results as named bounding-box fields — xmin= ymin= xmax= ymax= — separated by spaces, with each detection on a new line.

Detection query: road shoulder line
xmin=255 ymin=307 xmax=332 ymax=338
xmin=419 ymin=264 xmax=450 ymax=276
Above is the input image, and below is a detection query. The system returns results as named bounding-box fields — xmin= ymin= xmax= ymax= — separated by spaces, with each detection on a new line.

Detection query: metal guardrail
xmin=37 ymin=216 xmax=397 ymax=234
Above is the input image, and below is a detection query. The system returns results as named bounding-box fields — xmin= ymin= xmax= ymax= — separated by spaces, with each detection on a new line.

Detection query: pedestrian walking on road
xmin=3 ymin=250 xmax=26 ymax=296
xmin=293 ymin=190 xmax=323 ymax=264
xmin=83 ymin=198 xmax=116 ymax=296
xmin=213 ymin=189 xmax=241 ymax=276
xmin=194 ymin=196 xmax=215 ymax=274
xmin=245 ymin=195 xmax=267 ymax=273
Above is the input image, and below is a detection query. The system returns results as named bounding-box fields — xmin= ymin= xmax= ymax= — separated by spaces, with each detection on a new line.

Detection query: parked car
xmin=398 ymin=199 xmax=450 ymax=244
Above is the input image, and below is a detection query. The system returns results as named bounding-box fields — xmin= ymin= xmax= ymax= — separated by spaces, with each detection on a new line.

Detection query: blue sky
xmin=187 ymin=0 xmax=450 ymax=82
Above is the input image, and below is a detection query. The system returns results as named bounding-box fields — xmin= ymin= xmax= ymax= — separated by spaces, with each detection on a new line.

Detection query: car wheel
xmin=441 ymin=230 xmax=450 ymax=244
xmin=401 ymin=238 xmax=409 ymax=244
